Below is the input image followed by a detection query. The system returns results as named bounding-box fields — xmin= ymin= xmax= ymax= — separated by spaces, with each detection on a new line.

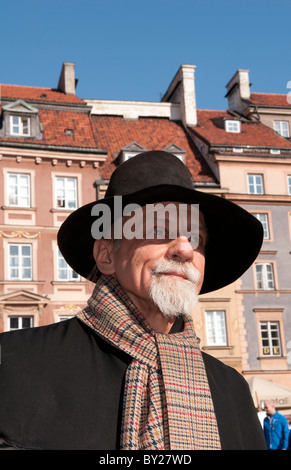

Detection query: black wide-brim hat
xmin=57 ymin=150 xmax=263 ymax=294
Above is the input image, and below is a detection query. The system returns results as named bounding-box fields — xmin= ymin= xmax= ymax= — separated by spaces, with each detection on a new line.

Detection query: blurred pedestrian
xmin=264 ymin=400 xmax=289 ymax=450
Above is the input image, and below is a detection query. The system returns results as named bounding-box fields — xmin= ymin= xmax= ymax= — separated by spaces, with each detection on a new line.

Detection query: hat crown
xmin=105 ymin=151 xmax=193 ymax=198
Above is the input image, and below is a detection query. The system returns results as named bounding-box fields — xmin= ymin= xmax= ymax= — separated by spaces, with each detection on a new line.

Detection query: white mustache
xmin=152 ymin=260 xmax=201 ymax=285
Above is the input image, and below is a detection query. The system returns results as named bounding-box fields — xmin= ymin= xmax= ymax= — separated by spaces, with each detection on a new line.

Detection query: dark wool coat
xmin=0 ymin=317 xmax=266 ymax=450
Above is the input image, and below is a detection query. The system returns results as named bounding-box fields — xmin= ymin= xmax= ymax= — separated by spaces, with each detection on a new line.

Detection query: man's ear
xmin=93 ymin=239 xmax=116 ymax=275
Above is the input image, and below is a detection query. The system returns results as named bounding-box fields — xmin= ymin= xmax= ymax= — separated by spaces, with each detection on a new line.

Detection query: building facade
xmin=0 ymin=63 xmax=107 ymax=330
xmin=1 ymin=62 xmax=291 ymax=394
xmin=187 ymin=69 xmax=291 ymax=392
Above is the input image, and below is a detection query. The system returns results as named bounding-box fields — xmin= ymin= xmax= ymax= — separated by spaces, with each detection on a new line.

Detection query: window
xmin=255 ymin=263 xmax=275 ymax=290
xmin=205 ymin=310 xmax=227 ymax=346
xmin=122 ymin=151 xmax=141 ymax=161
xmin=225 ymin=120 xmax=241 ymax=133
xmin=10 ymin=115 xmax=30 ymax=136
xmin=260 ymin=321 xmax=282 ymax=356
xmin=173 ymin=153 xmax=185 ymax=162
xmin=253 ymin=213 xmax=270 ymax=239
xmin=57 ymin=248 xmax=79 ymax=281
xmin=59 ymin=316 xmax=74 ymax=322
xmin=247 ymin=174 xmax=264 ymax=194
xmin=274 ymin=121 xmax=290 ymax=138
xmin=55 ymin=177 xmax=78 ymax=209
xmin=8 ymin=316 xmax=33 ymax=331
xmin=8 ymin=244 xmax=32 ymax=280
xmin=288 ymin=176 xmax=291 ymax=195
xmin=7 ymin=172 xmax=31 ymax=207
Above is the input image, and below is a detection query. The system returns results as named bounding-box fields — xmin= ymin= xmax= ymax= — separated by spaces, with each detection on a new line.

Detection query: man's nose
xmin=165 ymin=236 xmax=194 ymax=262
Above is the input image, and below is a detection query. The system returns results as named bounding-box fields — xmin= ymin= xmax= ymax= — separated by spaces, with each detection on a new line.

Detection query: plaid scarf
xmin=77 ymin=275 xmax=221 ymax=450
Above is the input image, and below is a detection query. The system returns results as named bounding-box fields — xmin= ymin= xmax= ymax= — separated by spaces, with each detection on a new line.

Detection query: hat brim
xmin=57 ymin=184 xmax=263 ymax=294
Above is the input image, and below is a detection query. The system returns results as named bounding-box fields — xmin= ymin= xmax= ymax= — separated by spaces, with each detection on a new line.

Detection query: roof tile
xmin=192 ymin=110 xmax=291 ymax=149
xmin=0 ymin=84 xmax=84 ymax=104
xmin=248 ymin=92 xmax=291 ymax=107
xmin=0 ymin=109 xmax=98 ymax=149
xmin=91 ymin=115 xmax=217 ymax=183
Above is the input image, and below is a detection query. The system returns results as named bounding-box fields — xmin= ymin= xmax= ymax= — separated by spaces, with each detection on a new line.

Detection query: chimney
xmin=225 ymin=69 xmax=250 ymax=113
xmin=58 ymin=62 xmax=76 ymax=95
xmin=161 ymin=64 xmax=197 ymax=127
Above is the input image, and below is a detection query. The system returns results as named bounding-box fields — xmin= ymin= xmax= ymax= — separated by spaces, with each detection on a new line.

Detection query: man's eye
xmin=189 ymin=234 xmax=199 ymax=244
xmin=153 ymin=227 xmax=166 ymax=238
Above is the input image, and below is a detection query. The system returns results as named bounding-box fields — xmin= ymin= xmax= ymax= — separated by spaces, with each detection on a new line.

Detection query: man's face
xmin=108 ymin=202 xmax=207 ymax=317
xmin=264 ymin=402 xmax=276 ymax=416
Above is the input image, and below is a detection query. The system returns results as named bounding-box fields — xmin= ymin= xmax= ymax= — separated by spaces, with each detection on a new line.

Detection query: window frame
xmin=205 ymin=310 xmax=227 ymax=346
xmin=8 ymin=243 xmax=33 ymax=281
xmin=273 ymin=120 xmax=290 ymax=138
xmin=255 ymin=262 xmax=275 ymax=290
xmin=253 ymin=213 xmax=270 ymax=240
xmin=8 ymin=316 xmax=34 ymax=331
xmin=225 ymin=120 xmax=241 ymax=133
xmin=247 ymin=174 xmax=265 ymax=194
xmin=55 ymin=176 xmax=78 ymax=210
xmin=10 ymin=115 xmax=31 ymax=136
xmin=259 ymin=321 xmax=282 ymax=357
xmin=6 ymin=172 xmax=31 ymax=208
xmin=57 ymin=247 xmax=80 ymax=282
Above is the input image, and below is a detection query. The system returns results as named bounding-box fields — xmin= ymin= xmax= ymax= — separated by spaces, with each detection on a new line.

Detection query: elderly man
xmin=0 ymin=151 xmax=266 ymax=450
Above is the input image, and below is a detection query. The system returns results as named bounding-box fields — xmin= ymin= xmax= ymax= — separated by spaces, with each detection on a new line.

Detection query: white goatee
xmin=149 ymin=259 xmax=201 ymax=318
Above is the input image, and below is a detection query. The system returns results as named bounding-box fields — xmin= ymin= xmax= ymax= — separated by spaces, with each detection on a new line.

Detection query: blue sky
xmin=1 ymin=0 xmax=291 ymax=109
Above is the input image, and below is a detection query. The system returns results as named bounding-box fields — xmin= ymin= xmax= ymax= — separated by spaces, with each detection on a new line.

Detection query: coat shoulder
xmin=202 ymin=351 xmax=267 ymax=450
xmin=202 ymin=351 xmax=249 ymax=390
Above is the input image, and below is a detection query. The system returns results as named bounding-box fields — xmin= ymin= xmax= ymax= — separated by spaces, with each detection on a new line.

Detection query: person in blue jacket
xmin=264 ymin=400 xmax=290 ymax=449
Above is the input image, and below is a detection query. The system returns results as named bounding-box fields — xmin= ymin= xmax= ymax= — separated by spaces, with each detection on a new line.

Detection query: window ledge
xmin=0 ymin=280 xmax=45 ymax=284
xmin=236 ymin=289 xmax=291 ymax=296
xmin=202 ymin=345 xmax=234 ymax=351
xmin=7 ymin=134 xmax=34 ymax=139
xmin=50 ymin=208 xmax=76 ymax=213
xmin=1 ymin=206 xmax=37 ymax=211
xmin=51 ymin=281 xmax=85 ymax=285
xmin=257 ymin=355 xmax=286 ymax=360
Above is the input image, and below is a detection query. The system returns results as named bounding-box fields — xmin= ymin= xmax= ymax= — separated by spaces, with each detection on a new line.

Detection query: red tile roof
xmin=248 ymin=92 xmax=291 ymax=108
xmin=91 ymin=115 xmax=217 ymax=183
xmin=0 ymin=109 xmax=98 ymax=149
xmin=0 ymin=83 xmax=99 ymax=150
xmin=0 ymin=84 xmax=84 ymax=104
xmin=39 ymin=110 xmax=97 ymax=148
xmin=191 ymin=110 xmax=291 ymax=149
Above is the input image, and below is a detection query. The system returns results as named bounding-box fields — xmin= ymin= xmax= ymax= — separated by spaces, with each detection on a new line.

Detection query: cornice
xmin=224 ymin=193 xmax=291 ymax=204
xmin=0 ymin=145 xmax=107 ymax=165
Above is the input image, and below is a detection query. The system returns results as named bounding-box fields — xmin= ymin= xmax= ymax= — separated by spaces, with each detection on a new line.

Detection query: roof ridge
xmin=197 ymin=108 xmax=229 ymax=113
xmin=0 ymin=83 xmax=52 ymax=90
xmin=250 ymin=91 xmax=287 ymax=96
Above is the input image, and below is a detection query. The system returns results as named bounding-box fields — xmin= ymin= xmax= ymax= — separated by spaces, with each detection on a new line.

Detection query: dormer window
xmin=10 ymin=115 xmax=31 ymax=136
xmin=120 ymin=142 xmax=147 ymax=163
xmin=1 ymin=99 xmax=42 ymax=140
xmin=274 ymin=121 xmax=290 ymax=138
xmin=163 ymin=144 xmax=186 ymax=163
xmin=225 ymin=120 xmax=241 ymax=133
